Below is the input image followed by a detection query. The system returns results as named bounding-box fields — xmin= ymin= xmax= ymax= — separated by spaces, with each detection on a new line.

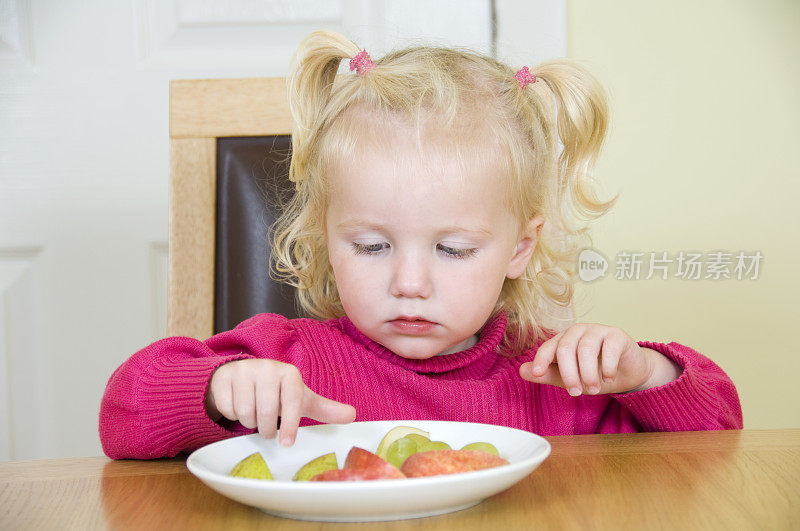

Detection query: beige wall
xmin=567 ymin=0 xmax=800 ymax=428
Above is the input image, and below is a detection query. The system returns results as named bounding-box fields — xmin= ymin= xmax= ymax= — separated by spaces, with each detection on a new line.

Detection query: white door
xmin=0 ymin=0 xmax=562 ymax=460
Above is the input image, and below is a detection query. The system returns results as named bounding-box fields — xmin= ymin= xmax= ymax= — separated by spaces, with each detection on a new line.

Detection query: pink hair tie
xmin=350 ymin=49 xmax=375 ymax=76
xmin=514 ymin=66 xmax=537 ymax=89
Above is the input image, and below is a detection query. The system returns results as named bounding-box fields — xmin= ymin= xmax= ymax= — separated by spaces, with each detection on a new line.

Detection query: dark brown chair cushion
xmin=215 ymin=136 xmax=303 ymax=333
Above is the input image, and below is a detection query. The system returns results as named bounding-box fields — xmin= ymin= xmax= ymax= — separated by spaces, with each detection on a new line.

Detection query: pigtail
xmin=497 ymin=60 xmax=620 ymax=352
xmin=272 ymin=30 xmax=362 ymax=318
xmin=286 ymin=30 xmax=361 ymax=188
xmin=532 ymin=60 xmax=619 ymax=229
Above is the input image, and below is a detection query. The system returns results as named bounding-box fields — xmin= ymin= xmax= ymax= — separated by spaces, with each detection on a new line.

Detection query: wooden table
xmin=2 ymin=429 xmax=798 ymax=529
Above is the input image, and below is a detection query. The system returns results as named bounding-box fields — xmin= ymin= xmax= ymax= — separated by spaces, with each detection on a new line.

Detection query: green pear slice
xmin=460 ymin=442 xmax=499 ymax=456
xmin=229 ymin=452 xmax=273 ymax=480
xmin=375 ymin=426 xmax=430 ymax=459
xmin=293 ymin=452 xmax=338 ymax=481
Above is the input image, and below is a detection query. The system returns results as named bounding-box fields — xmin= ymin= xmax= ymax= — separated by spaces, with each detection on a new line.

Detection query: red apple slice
xmin=400 ymin=449 xmax=509 ymax=478
xmin=310 ymin=468 xmax=401 ymax=481
xmin=343 ymin=446 xmax=406 ymax=478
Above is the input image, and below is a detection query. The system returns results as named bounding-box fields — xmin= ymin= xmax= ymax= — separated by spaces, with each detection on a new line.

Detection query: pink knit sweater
xmin=99 ymin=311 xmax=742 ymax=459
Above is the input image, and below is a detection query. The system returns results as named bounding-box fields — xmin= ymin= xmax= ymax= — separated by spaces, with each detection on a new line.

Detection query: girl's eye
xmin=438 ymin=244 xmax=478 ymax=259
xmin=351 ymin=242 xmax=477 ymax=259
xmin=352 ymin=242 xmax=388 ymax=255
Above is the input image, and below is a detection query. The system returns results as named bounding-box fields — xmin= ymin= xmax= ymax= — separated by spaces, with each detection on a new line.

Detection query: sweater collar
xmin=339 ymin=311 xmax=507 ymax=379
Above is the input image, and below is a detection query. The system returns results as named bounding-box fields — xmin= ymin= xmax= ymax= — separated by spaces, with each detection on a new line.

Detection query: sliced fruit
xmin=385 ymin=437 xmax=419 ymax=469
xmin=375 ymin=426 xmax=430 ymax=459
xmin=404 ymin=433 xmax=433 ymax=448
xmin=292 ymin=452 xmax=338 ymax=481
xmin=417 ymin=440 xmax=451 ymax=452
xmin=401 ymin=449 xmax=509 ymax=478
xmin=310 ymin=468 xmax=404 ymax=481
xmin=344 ymin=447 xmax=406 ymax=478
xmin=229 ymin=452 xmax=273 ymax=480
xmin=460 ymin=442 xmax=500 ymax=456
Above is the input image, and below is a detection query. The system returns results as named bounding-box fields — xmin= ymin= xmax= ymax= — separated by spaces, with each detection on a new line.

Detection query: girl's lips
xmin=389 ymin=318 xmax=437 ymax=335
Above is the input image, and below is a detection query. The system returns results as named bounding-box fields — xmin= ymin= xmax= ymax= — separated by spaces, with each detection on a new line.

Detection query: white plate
xmin=186 ymin=420 xmax=551 ymax=522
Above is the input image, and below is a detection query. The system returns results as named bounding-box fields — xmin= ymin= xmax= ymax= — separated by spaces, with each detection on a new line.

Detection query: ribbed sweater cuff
xmin=138 ymin=352 xmax=255 ymax=458
xmin=610 ymin=341 xmax=724 ymax=432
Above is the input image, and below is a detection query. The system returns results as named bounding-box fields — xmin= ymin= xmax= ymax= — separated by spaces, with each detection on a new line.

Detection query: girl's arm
xmin=606 ymin=340 xmax=743 ymax=432
xmin=98 ymin=313 xmax=299 ymax=459
xmin=520 ymin=324 xmax=743 ymax=432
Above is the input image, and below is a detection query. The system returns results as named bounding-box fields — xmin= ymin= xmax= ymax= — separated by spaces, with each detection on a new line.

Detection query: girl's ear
xmin=506 ymin=215 xmax=546 ymax=279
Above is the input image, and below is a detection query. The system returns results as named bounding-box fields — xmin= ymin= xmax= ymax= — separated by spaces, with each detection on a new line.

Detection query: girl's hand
xmin=205 ymin=359 xmax=357 ymax=446
xmin=519 ymin=324 xmax=676 ymax=395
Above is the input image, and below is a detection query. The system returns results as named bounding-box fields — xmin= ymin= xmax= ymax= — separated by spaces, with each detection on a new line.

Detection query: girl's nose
xmin=390 ymin=253 xmax=432 ymax=299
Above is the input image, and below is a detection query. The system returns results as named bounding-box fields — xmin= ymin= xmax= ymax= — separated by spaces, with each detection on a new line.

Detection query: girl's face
xmin=325 ymin=135 xmax=544 ymax=359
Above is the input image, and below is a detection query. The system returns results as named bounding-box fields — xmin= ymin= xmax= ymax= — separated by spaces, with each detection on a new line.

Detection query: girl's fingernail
xmin=280 ymin=437 xmax=291 ymax=447
xmin=569 ymin=387 xmax=582 ymax=396
xmin=603 ymin=376 xmax=612 ymax=383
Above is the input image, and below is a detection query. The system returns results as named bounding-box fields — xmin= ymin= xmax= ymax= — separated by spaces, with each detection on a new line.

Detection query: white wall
xmin=0 ymin=0 xmax=564 ymax=460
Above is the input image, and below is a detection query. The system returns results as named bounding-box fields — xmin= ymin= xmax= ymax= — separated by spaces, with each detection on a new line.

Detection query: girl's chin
xmin=392 ymin=351 xmax=440 ymax=360
xmin=390 ymin=344 xmax=466 ymax=359
xmin=381 ymin=342 xmax=443 ymax=359
xmin=382 ymin=335 xmax=477 ymax=358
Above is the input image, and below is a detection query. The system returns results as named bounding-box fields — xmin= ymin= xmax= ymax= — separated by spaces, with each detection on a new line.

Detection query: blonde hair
xmin=271 ymin=30 xmax=618 ymax=354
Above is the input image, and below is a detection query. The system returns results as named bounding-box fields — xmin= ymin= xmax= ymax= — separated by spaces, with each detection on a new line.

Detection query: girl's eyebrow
xmin=337 ymin=220 xmax=384 ymax=231
xmin=337 ymin=219 xmax=493 ymax=237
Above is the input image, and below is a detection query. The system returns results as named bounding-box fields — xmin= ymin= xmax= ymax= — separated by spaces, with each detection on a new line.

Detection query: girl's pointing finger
xmin=303 ymin=388 xmax=357 ymax=425
xmin=529 ymin=330 xmax=565 ymax=377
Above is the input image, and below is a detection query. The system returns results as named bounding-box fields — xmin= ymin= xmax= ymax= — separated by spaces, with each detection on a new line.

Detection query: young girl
xmin=100 ymin=30 xmax=741 ymax=459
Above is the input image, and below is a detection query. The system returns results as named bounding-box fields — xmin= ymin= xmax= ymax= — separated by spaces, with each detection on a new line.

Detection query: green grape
xmin=419 ymin=440 xmax=451 ymax=452
xmin=460 ymin=442 xmax=499 ymax=456
xmin=386 ymin=437 xmax=418 ymax=469
xmin=404 ymin=433 xmax=432 ymax=447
